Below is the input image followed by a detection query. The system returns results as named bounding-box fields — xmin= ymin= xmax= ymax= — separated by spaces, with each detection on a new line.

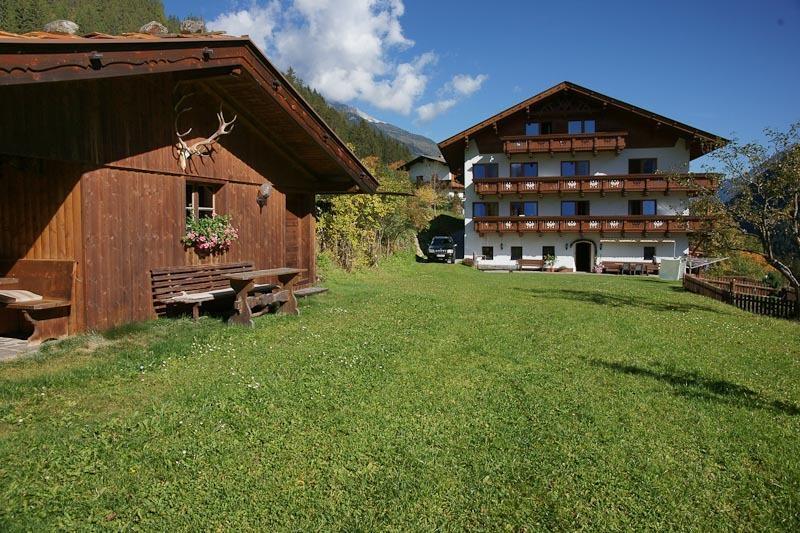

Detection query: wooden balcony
xmin=474 ymin=173 xmax=717 ymax=197
xmin=501 ymin=131 xmax=627 ymax=155
xmin=473 ymin=215 xmax=704 ymax=236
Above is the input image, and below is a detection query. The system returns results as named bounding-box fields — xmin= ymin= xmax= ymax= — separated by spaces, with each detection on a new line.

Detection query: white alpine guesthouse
xmin=438 ymin=82 xmax=725 ymax=273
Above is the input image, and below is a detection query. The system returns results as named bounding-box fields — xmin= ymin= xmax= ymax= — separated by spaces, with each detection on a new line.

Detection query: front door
xmin=575 ymin=242 xmax=592 ymax=272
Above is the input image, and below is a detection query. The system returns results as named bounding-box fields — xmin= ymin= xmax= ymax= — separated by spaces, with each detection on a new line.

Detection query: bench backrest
xmin=150 ymin=262 xmax=254 ymax=314
xmin=518 ymin=259 xmax=544 ymax=266
xmin=0 ymin=259 xmax=75 ymax=300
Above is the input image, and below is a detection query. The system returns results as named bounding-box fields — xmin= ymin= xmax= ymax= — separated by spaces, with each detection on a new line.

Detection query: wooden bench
xmin=517 ymin=259 xmax=545 ymax=271
xmin=601 ymin=261 xmax=659 ymax=275
xmin=150 ymin=262 xmax=277 ymax=320
xmin=601 ymin=262 xmax=624 ymax=274
xmin=0 ymin=260 xmax=75 ymax=346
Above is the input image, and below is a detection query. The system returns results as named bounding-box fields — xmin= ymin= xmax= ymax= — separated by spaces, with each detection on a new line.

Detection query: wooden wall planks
xmin=0 ymin=72 xmax=324 ymax=332
xmin=0 ymin=156 xmax=85 ymax=332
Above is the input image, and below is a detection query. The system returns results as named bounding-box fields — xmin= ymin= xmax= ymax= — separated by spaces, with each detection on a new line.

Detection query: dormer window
xmin=525 ymin=121 xmax=552 ymax=135
xmin=568 ymin=119 xmax=596 ymax=134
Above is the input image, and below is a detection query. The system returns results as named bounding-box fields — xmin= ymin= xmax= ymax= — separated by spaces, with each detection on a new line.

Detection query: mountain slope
xmin=331 ymin=102 xmax=441 ymax=158
xmin=283 ymin=70 xmax=412 ymax=164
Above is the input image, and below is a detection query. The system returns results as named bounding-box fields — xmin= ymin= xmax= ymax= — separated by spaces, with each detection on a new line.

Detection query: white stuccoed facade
xmin=405 ymin=157 xmax=453 ymax=185
xmin=402 ymin=155 xmax=464 ymax=199
xmin=463 ymin=139 xmax=693 ymax=270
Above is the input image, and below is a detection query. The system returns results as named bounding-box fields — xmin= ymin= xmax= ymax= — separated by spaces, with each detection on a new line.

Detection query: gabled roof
xmin=439 ymin=81 xmax=727 ymax=163
xmin=0 ymin=29 xmax=379 ymax=193
xmin=398 ymin=153 xmax=447 ymax=170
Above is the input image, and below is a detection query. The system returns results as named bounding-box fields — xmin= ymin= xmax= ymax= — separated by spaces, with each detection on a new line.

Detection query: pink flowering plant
xmin=183 ymin=214 xmax=239 ymax=255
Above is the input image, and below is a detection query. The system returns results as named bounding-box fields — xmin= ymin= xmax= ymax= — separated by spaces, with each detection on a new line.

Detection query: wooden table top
xmin=224 ymin=268 xmax=306 ymax=281
xmin=0 ymin=277 xmax=18 ymax=286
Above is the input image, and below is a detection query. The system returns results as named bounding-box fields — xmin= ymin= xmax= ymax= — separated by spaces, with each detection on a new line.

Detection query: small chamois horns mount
xmin=174 ymin=93 xmax=237 ymax=171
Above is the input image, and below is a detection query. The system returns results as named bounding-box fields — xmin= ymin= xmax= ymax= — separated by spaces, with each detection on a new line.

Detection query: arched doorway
xmin=574 ymin=241 xmax=593 ymax=272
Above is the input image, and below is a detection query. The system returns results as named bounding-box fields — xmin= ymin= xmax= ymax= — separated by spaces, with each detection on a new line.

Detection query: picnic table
xmin=224 ymin=268 xmax=306 ymax=326
xmin=0 ymin=277 xmax=18 ymax=285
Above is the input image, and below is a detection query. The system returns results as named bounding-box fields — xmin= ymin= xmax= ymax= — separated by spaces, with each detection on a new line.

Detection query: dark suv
xmin=427 ymin=236 xmax=457 ymax=263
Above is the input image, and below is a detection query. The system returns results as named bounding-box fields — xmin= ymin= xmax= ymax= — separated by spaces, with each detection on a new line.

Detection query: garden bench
xmin=0 ymin=260 xmax=75 ymax=346
xmin=601 ymin=262 xmax=623 ymax=274
xmin=150 ymin=262 xmax=277 ymax=320
xmin=517 ymin=259 xmax=545 ymax=271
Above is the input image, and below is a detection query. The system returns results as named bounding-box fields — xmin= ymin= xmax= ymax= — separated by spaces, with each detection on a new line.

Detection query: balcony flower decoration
xmin=183 ymin=214 xmax=239 ymax=255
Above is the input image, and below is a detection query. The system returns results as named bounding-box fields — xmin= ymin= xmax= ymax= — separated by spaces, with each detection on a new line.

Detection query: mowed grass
xmin=1 ymin=257 xmax=799 ymax=530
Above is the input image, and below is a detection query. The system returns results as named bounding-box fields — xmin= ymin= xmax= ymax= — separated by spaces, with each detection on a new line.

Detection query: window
xmin=510 ymin=201 xmax=538 ymax=217
xmin=542 ymin=245 xmax=555 ymax=258
xmin=416 ymin=175 xmax=424 ymax=185
xmin=568 ymin=119 xmax=596 ymax=134
xmin=473 ymin=202 xmax=499 ymax=217
xmin=525 ymin=121 xmax=552 ymax=135
xmin=561 ymin=200 xmax=590 ymax=216
xmin=511 ymin=246 xmax=523 ymax=260
xmin=482 ymin=246 xmax=494 ymax=260
xmin=560 ymin=160 xmax=590 ymax=176
xmin=628 ymin=158 xmax=657 ymax=174
xmin=644 ymin=246 xmax=656 ymax=261
xmin=510 ymin=162 xmax=538 ymax=177
xmin=185 ymin=183 xmax=216 ymax=219
xmin=472 ymin=163 xmax=499 ymax=179
xmin=628 ymin=199 xmax=657 ymax=215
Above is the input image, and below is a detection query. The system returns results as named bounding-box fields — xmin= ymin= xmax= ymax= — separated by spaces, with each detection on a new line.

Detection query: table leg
xmin=228 ymin=279 xmax=255 ymax=327
xmin=277 ymin=273 xmax=300 ymax=316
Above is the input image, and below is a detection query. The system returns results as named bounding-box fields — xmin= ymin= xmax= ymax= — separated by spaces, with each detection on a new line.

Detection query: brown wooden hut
xmin=0 ymin=31 xmax=379 ymax=338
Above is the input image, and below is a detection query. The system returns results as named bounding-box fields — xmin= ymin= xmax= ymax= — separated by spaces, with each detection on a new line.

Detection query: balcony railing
xmin=501 ymin=131 xmax=627 ymax=155
xmin=474 ymin=173 xmax=717 ymax=197
xmin=473 ymin=215 xmax=704 ymax=236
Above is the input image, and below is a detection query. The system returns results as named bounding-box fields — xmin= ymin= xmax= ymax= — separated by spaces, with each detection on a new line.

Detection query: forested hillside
xmin=283 ymin=69 xmax=411 ymax=165
xmin=0 ymin=0 xmax=179 ymax=35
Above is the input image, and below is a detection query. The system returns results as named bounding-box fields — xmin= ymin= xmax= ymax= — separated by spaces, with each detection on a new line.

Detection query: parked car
xmin=427 ymin=236 xmax=457 ymax=263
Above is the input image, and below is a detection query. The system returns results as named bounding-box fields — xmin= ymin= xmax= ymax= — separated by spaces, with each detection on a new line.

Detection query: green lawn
xmin=1 ymin=257 xmax=799 ymax=530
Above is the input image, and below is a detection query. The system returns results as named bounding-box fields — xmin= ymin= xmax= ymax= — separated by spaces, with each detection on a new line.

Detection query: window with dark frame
xmin=542 ymin=245 xmax=555 ymax=258
xmin=510 ymin=162 xmax=539 ymax=177
xmin=560 ymin=160 xmax=590 ymax=176
xmin=482 ymin=246 xmax=494 ymax=260
xmin=628 ymin=199 xmax=657 ymax=216
xmin=185 ymin=182 xmax=216 ymax=219
xmin=643 ymin=246 xmax=656 ymax=261
xmin=473 ymin=202 xmax=499 ymax=217
xmin=472 ymin=163 xmax=499 ymax=179
xmin=561 ymin=200 xmax=590 ymax=216
xmin=525 ymin=121 xmax=552 ymax=135
xmin=510 ymin=201 xmax=538 ymax=217
xmin=568 ymin=119 xmax=596 ymax=134
xmin=628 ymin=158 xmax=657 ymax=174
xmin=511 ymin=246 xmax=523 ymax=260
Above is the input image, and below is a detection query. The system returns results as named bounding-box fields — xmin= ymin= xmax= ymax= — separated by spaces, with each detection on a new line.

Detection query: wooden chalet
xmin=0 ymin=30 xmax=379 ymax=338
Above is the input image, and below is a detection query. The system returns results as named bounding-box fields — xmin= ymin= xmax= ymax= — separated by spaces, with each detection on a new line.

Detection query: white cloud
xmin=416 ymin=98 xmax=456 ymax=122
xmin=208 ymin=0 xmax=439 ymax=115
xmin=448 ymin=73 xmax=488 ymax=97
xmin=208 ymin=2 xmax=281 ymax=52
xmin=415 ymin=73 xmax=488 ymax=122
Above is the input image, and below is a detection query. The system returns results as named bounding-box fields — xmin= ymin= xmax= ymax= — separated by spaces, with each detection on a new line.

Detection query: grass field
xmin=1 ymin=256 xmax=798 ymax=530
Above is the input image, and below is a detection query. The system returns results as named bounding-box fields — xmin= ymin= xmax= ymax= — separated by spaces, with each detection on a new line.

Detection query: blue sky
xmin=165 ymin=0 xmax=800 ymax=153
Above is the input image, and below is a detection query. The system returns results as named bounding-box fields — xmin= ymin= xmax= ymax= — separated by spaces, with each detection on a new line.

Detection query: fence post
xmin=728 ymin=279 xmax=736 ymax=305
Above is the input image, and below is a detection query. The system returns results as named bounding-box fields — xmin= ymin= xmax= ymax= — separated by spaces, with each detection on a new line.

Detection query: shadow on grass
xmin=591 ymin=359 xmax=800 ymax=416
xmin=515 ymin=287 xmax=723 ymax=314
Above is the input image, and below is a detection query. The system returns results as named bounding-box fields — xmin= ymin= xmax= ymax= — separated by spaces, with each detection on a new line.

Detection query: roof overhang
xmin=0 ymin=33 xmax=379 ymax=193
xmin=438 ymin=81 xmax=729 ymax=173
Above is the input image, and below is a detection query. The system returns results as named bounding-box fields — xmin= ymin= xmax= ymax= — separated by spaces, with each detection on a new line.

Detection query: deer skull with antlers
xmin=174 ymin=95 xmax=237 ymax=171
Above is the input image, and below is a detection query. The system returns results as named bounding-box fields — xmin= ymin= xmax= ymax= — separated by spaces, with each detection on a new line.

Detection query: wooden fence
xmin=683 ymin=274 xmax=798 ymax=319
